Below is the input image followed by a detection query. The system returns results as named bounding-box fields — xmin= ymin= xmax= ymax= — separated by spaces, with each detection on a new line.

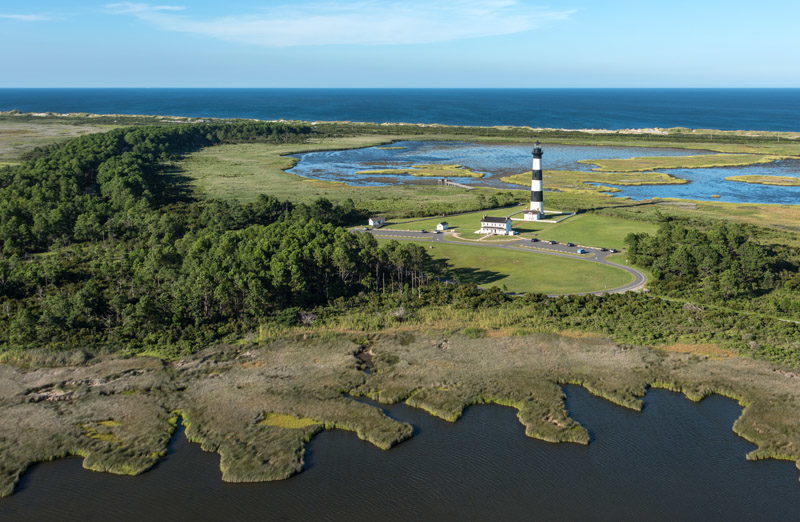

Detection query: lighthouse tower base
xmin=523 ymin=210 xmax=545 ymax=221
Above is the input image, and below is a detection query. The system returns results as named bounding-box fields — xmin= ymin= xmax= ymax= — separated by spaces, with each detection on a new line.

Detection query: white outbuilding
xmin=478 ymin=216 xmax=515 ymax=236
xmin=368 ymin=216 xmax=386 ymax=228
xmin=436 ymin=222 xmax=449 ymax=231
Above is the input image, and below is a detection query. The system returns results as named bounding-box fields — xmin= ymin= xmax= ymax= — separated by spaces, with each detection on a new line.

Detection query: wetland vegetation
xmin=726 ymin=175 xmax=800 ymax=186
xmin=357 ymin=163 xmax=486 ymax=178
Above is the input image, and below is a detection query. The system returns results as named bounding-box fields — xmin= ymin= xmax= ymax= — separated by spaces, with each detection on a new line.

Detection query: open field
xmin=1 ymin=330 xmax=799 ymax=497
xmin=384 ymin=207 xmax=525 ymax=238
xmin=726 ymin=175 xmax=800 ymax=187
xmin=385 ymin=210 xmax=657 ymax=250
xmin=534 ymin=214 xmax=659 ymax=250
xmin=590 ymin=199 xmax=800 ymax=244
xmin=0 ymin=121 xmax=117 ymax=163
xmin=383 ymin=240 xmax=633 ymax=294
xmin=580 ymin=153 xmax=787 ymax=172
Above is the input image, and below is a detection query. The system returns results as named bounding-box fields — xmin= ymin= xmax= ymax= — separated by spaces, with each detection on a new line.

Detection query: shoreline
xmin=1 ymin=331 xmax=798 ymax=497
xmin=3 ymin=110 xmax=800 ymax=140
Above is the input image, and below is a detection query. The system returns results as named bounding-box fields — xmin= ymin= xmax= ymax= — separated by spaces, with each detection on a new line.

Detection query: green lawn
xmin=533 ymin=214 xmax=659 ymax=251
xmin=384 ymin=206 xmax=527 ymax=239
xmin=385 ymin=210 xmax=657 ymax=250
xmin=389 ymin=240 xmax=633 ymax=294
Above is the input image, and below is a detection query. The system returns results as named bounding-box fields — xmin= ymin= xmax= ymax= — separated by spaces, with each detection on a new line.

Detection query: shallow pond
xmin=2 ymin=387 xmax=799 ymax=521
xmin=288 ymin=141 xmax=800 ymax=204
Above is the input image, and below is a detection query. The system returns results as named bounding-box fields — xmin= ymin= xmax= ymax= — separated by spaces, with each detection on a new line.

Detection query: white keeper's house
xmin=478 ymin=216 xmax=515 ymax=236
xmin=368 ymin=216 xmax=386 ymax=228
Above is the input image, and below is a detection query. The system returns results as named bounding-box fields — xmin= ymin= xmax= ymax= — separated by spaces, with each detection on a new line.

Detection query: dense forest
xmin=0 ymin=123 xmax=437 ymax=354
xmin=0 ymin=122 xmax=798 ymax=367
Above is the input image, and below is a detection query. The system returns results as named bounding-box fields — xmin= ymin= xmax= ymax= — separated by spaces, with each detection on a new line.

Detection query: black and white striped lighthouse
xmin=524 ymin=141 xmax=545 ymax=220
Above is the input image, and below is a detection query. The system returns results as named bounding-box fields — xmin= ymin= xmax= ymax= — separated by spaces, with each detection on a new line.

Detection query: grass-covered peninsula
xmin=500 ymin=169 xmax=689 ymax=194
xmin=0 ymin=112 xmax=799 ymax=496
xmin=357 ymin=163 xmax=486 ymax=178
xmin=579 ymin=153 xmax=785 ymax=172
xmin=726 ymin=175 xmax=800 ymax=186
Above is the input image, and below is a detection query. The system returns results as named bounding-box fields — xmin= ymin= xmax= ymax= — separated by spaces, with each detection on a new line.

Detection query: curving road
xmin=360 ymin=229 xmax=647 ymax=296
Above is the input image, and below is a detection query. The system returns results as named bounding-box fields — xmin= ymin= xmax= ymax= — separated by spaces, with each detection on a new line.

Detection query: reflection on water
xmin=2 ymin=388 xmax=799 ymax=521
xmin=288 ymin=141 xmax=800 ymax=205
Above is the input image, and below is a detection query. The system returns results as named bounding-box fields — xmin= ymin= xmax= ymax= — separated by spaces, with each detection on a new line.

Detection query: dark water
xmin=289 ymin=141 xmax=800 ymax=204
xmin=2 ymin=387 xmax=799 ymax=521
xmin=2 ymin=88 xmax=800 ymax=131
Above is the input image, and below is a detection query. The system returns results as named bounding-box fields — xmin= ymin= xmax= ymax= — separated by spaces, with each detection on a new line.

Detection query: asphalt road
xmin=359 ymin=229 xmax=647 ymax=296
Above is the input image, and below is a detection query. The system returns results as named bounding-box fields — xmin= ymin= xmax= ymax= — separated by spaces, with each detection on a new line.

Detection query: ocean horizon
xmin=2 ymin=88 xmax=799 ymax=132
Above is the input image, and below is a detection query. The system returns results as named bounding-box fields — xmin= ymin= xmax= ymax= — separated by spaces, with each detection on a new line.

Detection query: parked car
xmin=566 ymin=242 xmax=575 ymax=247
xmin=609 ymin=248 xmax=618 ymax=253
xmin=577 ymin=248 xmax=588 ymax=254
xmin=530 ymin=238 xmax=540 ymax=242
xmin=599 ymin=247 xmax=608 ymax=252
xmin=421 ymin=229 xmax=428 ymax=233
xmin=548 ymin=240 xmax=558 ymax=245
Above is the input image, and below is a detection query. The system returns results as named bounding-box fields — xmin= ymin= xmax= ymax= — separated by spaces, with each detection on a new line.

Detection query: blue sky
xmin=2 ymin=1 xmax=799 ymax=87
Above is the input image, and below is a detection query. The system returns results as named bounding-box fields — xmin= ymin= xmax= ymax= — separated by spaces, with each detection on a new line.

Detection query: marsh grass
xmin=502 ymin=169 xmax=688 ymax=193
xmin=726 ymin=175 xmax=800 ymax=187
xmin=259 ymin=413 xmax=321 ymax=429
xmin=580 ymin=154 xmax=787 ymax=172
xmin=1 ymin=329 xmax=799 ymax=496
xmin=357 ymin=164 xmax=485 ymax=178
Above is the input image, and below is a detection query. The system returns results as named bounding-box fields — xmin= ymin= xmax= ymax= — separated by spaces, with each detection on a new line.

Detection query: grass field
xmin=385 ymin=210 xmax=657 ymax=250
xmin=726 ymin=175 xmax=800 ymax=187
xmin=381 ymin=240 xmax=632 ymax=294
xmin=384 ymin=206 xmax=525 ymax=239
xmin=0 ymin=121 xmax=117 ymax=163
xmin=580 ymin=153 xmax=786 ymax=172
xmin=534 ymin=214 xmax=659 ymax=250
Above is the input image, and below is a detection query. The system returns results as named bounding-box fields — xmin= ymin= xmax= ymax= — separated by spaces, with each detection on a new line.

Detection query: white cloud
xmin=0 ymin=13 xmax=54 ymax=21
xmin=106 ymin=3 xmax=186 ymax=14
xmin=104 ymin=1 xmax=574 ymax=47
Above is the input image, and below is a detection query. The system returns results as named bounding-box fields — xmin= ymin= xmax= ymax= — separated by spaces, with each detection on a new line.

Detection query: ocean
xmin=1 ymin=88 xmax=799 ymax=131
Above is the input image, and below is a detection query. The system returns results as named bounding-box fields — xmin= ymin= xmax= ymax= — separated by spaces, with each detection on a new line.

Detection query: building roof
xmin=438 ymin=221 xmax=448 ymax=225
xmin=481 ymin=216 xmax=510 ymax=224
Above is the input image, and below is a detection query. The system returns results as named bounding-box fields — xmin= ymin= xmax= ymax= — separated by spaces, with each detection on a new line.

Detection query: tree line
xmin=0 ymin=122 xmax=312 ymax=254
xmin=0 ymin=122 xmax=439 ymax=353
xmin=625 ymin=220 xmax=800 ymax=316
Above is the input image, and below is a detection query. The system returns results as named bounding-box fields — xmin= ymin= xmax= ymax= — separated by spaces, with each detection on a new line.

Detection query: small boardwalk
xmin=438 ymin=178 xmax=475 ymax=190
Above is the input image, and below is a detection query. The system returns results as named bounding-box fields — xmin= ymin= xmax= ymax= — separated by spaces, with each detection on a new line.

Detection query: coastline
xmin=1 ymin=330 xmax=799 ymax=497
